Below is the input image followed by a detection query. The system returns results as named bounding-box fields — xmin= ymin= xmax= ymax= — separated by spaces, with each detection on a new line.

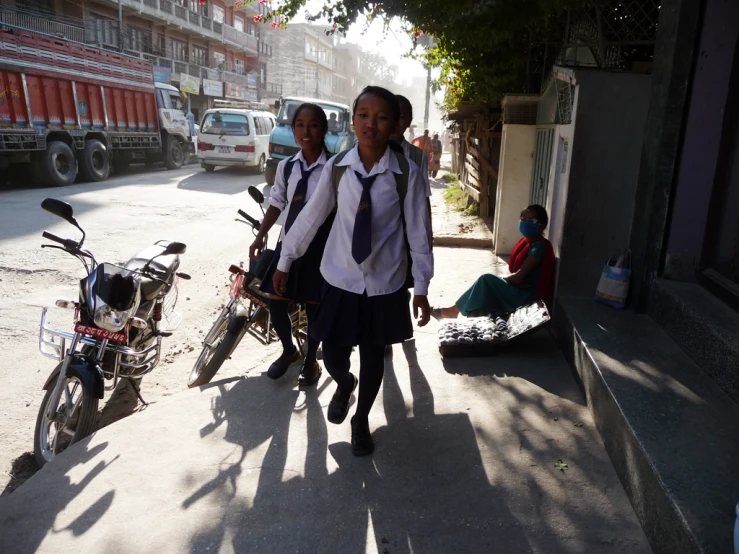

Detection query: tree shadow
xmin=441 ymin=329 xmax=586 ymax=406
xmin=0 ymin=441 xmax=118 ymax=552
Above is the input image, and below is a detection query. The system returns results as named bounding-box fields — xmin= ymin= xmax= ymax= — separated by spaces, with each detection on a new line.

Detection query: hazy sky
xmin=289 ymin=0 xmax=446 ymax=126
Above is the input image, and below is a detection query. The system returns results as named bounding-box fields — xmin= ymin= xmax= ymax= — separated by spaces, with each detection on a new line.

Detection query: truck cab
xmin=265 ymin=97 xmax=355 ymax=186
xmin=154 ymin=82 xmax=194 ymax=167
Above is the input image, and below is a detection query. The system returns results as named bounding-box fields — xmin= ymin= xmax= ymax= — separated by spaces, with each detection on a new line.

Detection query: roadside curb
xmin=434 ymin=236 xmax=492 ymax=249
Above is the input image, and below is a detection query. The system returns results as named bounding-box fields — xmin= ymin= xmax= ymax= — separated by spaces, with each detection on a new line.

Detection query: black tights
xmin=268 ymin=299 xmax=320 ymax=364
xmin=322 ymin=343 xmax=385 ymax=422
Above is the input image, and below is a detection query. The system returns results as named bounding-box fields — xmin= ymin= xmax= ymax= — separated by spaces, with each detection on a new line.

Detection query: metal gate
xmin=530 ymin=127 xmax=555 ymax=206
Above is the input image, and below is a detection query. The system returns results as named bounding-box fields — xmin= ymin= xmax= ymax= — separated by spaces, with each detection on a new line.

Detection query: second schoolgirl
xmin=250 ymin=103 xmax=332 ymax=387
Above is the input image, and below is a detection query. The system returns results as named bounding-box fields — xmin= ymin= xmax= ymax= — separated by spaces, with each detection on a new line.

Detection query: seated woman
xmin=434 ymin=205 xmax=555 ymax=318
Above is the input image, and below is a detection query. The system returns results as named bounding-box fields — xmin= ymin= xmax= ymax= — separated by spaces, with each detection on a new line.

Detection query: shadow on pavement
xmin=0 ymin=441 xmax=118 ymax=552
xmin=182 ymin=364 xmax=534 ymax=553
xmin=177 ymin=167 xmax=265 ymax=195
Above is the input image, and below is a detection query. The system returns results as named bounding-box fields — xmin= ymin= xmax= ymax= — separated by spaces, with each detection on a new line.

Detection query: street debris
xmin=554 ymin=460 xmax=569 ymax=472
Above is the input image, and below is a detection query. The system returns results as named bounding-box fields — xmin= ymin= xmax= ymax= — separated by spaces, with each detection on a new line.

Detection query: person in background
xmin=273 ymin=86 xmax=433 ymax=456
xmin=391 ymin=95 xmax=430 ymax=198
xmin=412 ymin=129 xmax=433 ymax=160
xmin=250 ymin=103 xmax=332 ymax=387
xmin=432 ymin=205 xmax=555 ymax=319
xmin=328 ymin=112 xmax=340 ymax=133
xmin=429 ymin=133 xmax=442 ymax=178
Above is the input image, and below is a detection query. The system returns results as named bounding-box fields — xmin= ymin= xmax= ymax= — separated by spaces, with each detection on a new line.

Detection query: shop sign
xmin=153 ymin=66 xmax=171 ymax=83
xmin=203 ymin=79 xmax=224 ymax=97
xmin=180 ymin=74 xmax=201 ymax=95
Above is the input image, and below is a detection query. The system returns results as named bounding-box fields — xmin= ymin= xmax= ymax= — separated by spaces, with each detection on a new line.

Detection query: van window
xmin=254 ymin=116 xmax=264 ymax=135
xmin=201 ymin=113 xmax=249 ymax=136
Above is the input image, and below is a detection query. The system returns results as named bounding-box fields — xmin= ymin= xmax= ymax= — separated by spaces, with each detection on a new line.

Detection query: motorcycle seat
xmin=125 ymin=243 xmax=182 ymax=301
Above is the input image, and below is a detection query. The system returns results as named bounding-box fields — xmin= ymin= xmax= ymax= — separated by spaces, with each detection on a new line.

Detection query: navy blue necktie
xmin=284 ymin=162 xmax=316 ymax=233
xmin=352 ymin=170 xmax=377 ymax=264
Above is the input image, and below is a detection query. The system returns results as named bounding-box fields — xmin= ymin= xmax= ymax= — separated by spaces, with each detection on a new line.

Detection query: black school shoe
xmin=298 ymin=360 xmax=322 ymax=387
xmin=351 ymin=416 xmax=374 ymax=456
xmin=327 ymin=374 xmax=358 ymax=424
xmin=267 ymin=348 xmax=301 ymax=380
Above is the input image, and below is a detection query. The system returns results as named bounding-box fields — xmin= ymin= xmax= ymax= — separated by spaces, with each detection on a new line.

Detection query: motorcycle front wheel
xmin=34 ymin=373 xmax=99 ymax=468
xmin=188 ymin=311 xmax=243 ymax=388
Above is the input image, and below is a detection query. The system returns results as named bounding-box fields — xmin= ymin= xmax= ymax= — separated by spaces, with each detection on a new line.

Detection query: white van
xmin=197 ymin=108 xmax=276 ymax=173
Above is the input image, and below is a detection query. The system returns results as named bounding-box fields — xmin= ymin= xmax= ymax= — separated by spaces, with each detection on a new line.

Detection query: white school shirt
xmin=400 ymin=138 xmax=431 ymax=197
xmin=278 ymin=143 xmax=434 ymax=296
xmin=270 ymin=150 xmax=328 ymax=240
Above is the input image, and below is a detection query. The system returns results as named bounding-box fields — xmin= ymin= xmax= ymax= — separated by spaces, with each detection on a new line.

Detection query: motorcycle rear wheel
xmin=34 ymin=373 xmax=99 ymax=468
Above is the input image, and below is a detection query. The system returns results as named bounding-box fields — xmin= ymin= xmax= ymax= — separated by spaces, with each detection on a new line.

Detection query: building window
xmin=247 ymin=22 xmax=256 ymax=36
xmin=212 ymin=5 xmax=225 ymax=23
xmin=88 ymin=14 xmax=118 ymax=47
xmin=190 ymin=0 xmax=208 ymax=16
xmin=126 ymin=26 xmax=151 ymax=53
xmin=169 ymin=38 xmax=188 ymax=61
xmin=234 ymin=16 xmax=244 ymax=32
xmin=259 ymin=62 xmax=266 ymax=87
xmin=235 ymin=59 xmax=245 ymax=75
xmin=214 ymin=51 xmax=226 ymax=69
xmin=156 ymin=34 xmax=165 ymax=56
xmin=192 ymin=45 xmax=208 ymax=66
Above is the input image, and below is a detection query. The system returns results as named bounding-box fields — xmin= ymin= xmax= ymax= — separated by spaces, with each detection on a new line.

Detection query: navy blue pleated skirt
xmin=310 ymin=283 xmax=413 ymax=347
xmin=260 ymin=213 xmax=334 ymax=304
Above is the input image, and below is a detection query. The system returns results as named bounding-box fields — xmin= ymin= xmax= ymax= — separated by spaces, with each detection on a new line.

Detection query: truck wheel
xmin=203 ymin=163 xmax=215 ymax=173
xmin=38 ymin=141 xmax=77 ymax=187
xmin=165 ymin=137 xmax=184 ymax=170
xmin=78 ymin=140 xmax=110 ymax=182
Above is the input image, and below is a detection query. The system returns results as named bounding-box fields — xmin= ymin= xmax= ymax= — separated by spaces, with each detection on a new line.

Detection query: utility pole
xmin=118 ymin=0 xmax=123 ymax=50
xmin=423 ymin=64 xmax=431 ymax=131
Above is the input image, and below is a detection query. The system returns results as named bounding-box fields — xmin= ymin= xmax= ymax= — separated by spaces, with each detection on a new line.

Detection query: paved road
xmin=0 ymin=164 xmax=283 ymax=495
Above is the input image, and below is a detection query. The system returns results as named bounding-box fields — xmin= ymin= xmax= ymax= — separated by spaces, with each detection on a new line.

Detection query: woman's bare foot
xmin=440 ymin=305 xmax=460 ymax=319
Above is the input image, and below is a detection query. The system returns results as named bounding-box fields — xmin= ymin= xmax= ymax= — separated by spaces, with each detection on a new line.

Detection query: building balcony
xmin=223 ymin=24 xmax=258 ymax=54
xmin=89 ymin=0 xmax=254 ymax=55
xmin=0 ymin=7 xmax=85 ymax=42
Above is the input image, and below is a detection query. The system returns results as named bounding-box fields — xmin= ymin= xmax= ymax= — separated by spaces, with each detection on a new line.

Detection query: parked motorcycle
xmin=36 ymin=198 xmax=189 ymax=467
xmin=187 ymin=186 xmax=306 ymax=388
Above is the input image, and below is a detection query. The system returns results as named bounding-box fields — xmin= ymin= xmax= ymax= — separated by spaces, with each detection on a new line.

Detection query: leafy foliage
xmin=253 ymin=0 xmax=588 ymax=108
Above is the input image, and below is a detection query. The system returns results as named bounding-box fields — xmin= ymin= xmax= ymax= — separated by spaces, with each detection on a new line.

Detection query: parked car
xmin=197 ymin=109 xmax=276 ymax=173
xmin=265 ymin=97 xmax=355 ymax=186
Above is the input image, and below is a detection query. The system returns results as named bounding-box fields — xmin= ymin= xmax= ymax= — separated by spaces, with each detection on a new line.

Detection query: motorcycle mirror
xmin=163 ymin=241 xmax=187 ymax=256
xmin=41 ymin=198 xmax=76 ymax=225
xmin=248 ymin=186 xmax=265 ymax=205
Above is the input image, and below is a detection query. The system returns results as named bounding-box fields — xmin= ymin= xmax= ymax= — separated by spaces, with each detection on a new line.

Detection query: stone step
xmin=554 ymin=297 xmax=739 ymax=554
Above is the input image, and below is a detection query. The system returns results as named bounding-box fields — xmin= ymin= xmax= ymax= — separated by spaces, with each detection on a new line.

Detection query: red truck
xmin=0 ymin=24 xmax=193 ymax=186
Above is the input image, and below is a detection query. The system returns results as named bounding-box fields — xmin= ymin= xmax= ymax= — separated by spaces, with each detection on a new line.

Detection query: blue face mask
xmin=519 ymin=220 xmax=539 ymax=238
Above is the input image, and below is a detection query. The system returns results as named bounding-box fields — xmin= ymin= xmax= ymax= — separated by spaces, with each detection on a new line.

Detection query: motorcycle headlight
xmin=93 ymin=299 xmax=136 ymax=332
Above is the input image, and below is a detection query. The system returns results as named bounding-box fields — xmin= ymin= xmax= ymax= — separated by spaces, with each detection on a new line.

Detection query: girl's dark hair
xmin=291 ymin=102 xmax=330 ymax=157
xmin=525 ymin=204 xmax=549 ymax=227
xmin=352 ymin=86 xmax=401 ymax=123
xmin=396 ymin=94 xmax=412 ymax=120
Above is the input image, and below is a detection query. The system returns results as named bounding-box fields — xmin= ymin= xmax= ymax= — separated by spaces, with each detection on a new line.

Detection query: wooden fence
xmin=450 ymin=116 xmax=502 ymax=218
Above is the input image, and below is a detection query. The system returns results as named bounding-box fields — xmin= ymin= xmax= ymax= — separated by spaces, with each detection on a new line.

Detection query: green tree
xmin=252 ymin=0 xmax=584 ymax=108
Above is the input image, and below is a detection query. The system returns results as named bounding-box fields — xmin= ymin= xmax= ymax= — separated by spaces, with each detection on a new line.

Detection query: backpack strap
xmin=330 ymin=149 xmax=352 ymax=195
xmin=282 ymin=155 xmax=297 ymax=185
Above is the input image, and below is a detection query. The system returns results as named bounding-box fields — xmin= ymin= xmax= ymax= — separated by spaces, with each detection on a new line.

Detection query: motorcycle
xmin=36 ymin=198 xmax=189 ymax=467
xmin=187 ymin=186 xmax=306 ymax=388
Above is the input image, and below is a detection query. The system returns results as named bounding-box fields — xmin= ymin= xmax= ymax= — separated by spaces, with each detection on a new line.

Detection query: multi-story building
xmin=0 ymin=0 xmax=279 ymax=120
xmin=263 ymin=23 xmax=342 ymax=106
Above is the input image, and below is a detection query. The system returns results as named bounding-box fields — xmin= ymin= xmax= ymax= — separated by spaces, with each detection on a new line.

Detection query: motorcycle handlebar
xmin=237 ymin=210 xmax=260 ymax=229
xmin=42 ymin=231 xmax=77 ymax=251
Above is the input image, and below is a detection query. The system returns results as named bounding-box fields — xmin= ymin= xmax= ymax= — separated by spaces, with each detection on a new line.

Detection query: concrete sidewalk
xmin=430 ymin=158 xmax=494 ymax=249
xmin=0 ymin=247 xmax=650 ymax=553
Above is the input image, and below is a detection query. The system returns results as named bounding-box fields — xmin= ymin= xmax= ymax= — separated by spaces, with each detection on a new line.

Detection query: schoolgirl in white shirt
xmin=250 ymin=103 xmax=332 ymax=387
xmin=274 ymin=86 xmax=433 ymax=456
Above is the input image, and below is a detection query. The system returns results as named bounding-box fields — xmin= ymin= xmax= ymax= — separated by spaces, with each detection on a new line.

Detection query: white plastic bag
xmin=594 ymin=249 xmax=631 ymax=309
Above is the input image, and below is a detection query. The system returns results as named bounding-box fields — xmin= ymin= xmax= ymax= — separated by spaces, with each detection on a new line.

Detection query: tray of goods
xmin=438 ymin=301 xmax=551 ymax=357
